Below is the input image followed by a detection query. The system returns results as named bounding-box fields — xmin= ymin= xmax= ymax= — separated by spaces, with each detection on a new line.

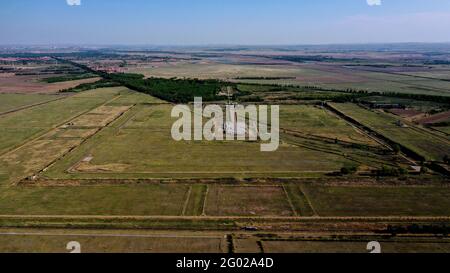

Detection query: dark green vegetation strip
xmin=42 ymin=73 xmax=98 ymax=83
xmin=0 ymin=217 xmax=237 ymax=230
xmin=60 ymin=79 xmax=121 ymax=93
xmin=106 ymin=73 xmax=228 ymax=103
xmin=53 ymin=59 xmax=230 ymax=103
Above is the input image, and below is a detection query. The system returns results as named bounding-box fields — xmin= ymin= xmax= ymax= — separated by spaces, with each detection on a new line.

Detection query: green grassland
xmin=42 ymin=73 xmax=98 ymax=83
xmin=0 ymin=56 xmax=450 ymax=254
xmin=0 ymin=184 xmax=188 ymax=215
xmin=301 ymin=184 xmax=450 ymax=216
xmin=0 ymin=88 xmax=123 ymax=156
xmin=280 ymin=105 xmax=379 ymax=146
xmin=205 ymin=185 xmax=293 ymax=216
xmin=1 ymin=182 xmax=450 ymax=217
xmin=42 ymin=104 xmax=361 ymax=180
xmin=356 ymin=96 xmax=449 ymax=113
xmin=330 ymin=103 xmax=450 ymax=161
xmin=105 ymin=88 xmax=167 ymax=105
xmin=237 ymin=86 xmax=358 ymax=103
xmin=0 ymin=87 xmax=448 ymax=221
xmin=0 ymin=87 xmax=133 ymax=184
xmin=0 ymin=93 xmax=63 ymax=114
xmin=432 ymin=126 xmax=450 ymax=135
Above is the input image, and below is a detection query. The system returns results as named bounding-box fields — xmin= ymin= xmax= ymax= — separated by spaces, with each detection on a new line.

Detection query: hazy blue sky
xmin=1 ymin=0 xmax=450 ymax=45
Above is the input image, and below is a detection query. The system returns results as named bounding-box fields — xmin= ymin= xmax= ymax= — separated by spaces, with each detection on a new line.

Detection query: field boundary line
xmin=181 ymin=186 xmax=192 ymax=216
xmin=1 ymin=215 xmax=450 ymax=221
xmin=299 ymin=184 xmax=319 ymax=217
xmin=0 ymin=93 xmax=123 ymax=160
xmin=22 ymin=177 xmax=450 ymax=187
xmin=326 ymin=107 xmax=389 ymax=149
xmin=13 ymin=94 xmax=127 ymax=186
xmin=201 ymin=185 xmax=210 ymax=216
xmin=282 ymin=184 xmax=299 ymax=216
xmin=0 ymin=94 xmax=70 ymax=117
xmin=111 ymin=104 xmax=142 ymax=132
xmin=379 ymin=109 xmax=450 ymax=145
xmin=41 ymin=103 xmax=133 ymax=176
xmin=64 ymin=104 xmax=135 ymax=175
xmin=325 ymin=103 xmax=419 ymax=165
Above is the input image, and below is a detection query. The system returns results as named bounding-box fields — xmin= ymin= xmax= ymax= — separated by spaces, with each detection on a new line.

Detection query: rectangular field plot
xmin=69 ymin=106 xmax=131 ymax=128
xmin=0 ymin=128 xmax=42 ymax=155
xmin=283 ymin=184 xmax=316 ymax=216
xmin=52 ymin=128 xmax=98 ymax=139
xmin=301 ymin=185 xmax=450 ymax=217
xmin=205 ymin=185 xmax=294 ymax=216
xmin=183 ymin=185 xmax=208 ymax=216
xmin=67 ymin=131 xmax=349 ymax=176
xmin=330 ymin=103 xmax=450 ymax=161
xmin=0 ymin=184 xmax=189 ymax=215
xmin=234 ymin=238 xmax=263 ymax=253
xmin=0 ymin=93 xmax=63 ymax=114
xmin=44 ymin=104 xmax=354 ymax=179
xmin=0 ymin=87 xmax=122 ymax=156
xmin=0 ymin=234 xmax=225 ymax=253
xmin=0 ymin=88 xmax=149 ymax=185
xmin=0 ymin=137 xmax=83 ymax=185
xmin=280 ymin=105 xmax=379 ymax=147
xmin=262 ymin=240 xmax=450 ymax=253
xmin=105 ymin=89 xmax=167 ymax=105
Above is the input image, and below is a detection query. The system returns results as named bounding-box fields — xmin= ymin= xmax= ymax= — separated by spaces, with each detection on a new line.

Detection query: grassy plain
xmin=0 ymin=87 xmax=133 ymax=184
xmin=0 ymin=87 xmax=124 ymax=155
xmin=0 ymin=184 xmax=189 ymax=215
xmin=0 ymin=93 xmax=64 ymax=114
xmin=330 ymin=103 xmax=450 ymax=161
xmin=301 ymin=184 xmax=450 ymax=216
xmin=205 ymin=185 xmax=293 ymax=216
xmin=280 ymin=105 xmax=379 ymax=146
xmin=1 ymin=50 xmax=450 ymax=253
xmin=43 ymin=104 xmax=355 ymax=180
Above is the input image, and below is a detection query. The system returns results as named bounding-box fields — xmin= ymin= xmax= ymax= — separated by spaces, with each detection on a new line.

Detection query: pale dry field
xmin=0 ymin=74 xmax=100 ymax=94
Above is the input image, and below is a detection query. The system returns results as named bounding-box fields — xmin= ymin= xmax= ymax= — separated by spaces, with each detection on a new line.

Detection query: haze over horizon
xmin=1 ymin=0 xmax=450 ymax=45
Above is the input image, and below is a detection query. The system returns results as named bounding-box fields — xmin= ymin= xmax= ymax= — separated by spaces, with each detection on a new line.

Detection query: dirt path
xmin=0 ymin=214 xmax=449 ymax=222
xmin=0 ymin=231 xmax=222 ymax=239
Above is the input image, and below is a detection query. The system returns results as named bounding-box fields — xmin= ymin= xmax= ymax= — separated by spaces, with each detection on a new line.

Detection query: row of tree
xmin=106 ymin=74 xmax=228 ymax=103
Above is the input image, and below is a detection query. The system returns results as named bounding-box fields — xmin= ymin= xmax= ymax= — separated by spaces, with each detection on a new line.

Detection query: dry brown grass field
xmin=0 ymin=74 xmax=100 ymax=94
